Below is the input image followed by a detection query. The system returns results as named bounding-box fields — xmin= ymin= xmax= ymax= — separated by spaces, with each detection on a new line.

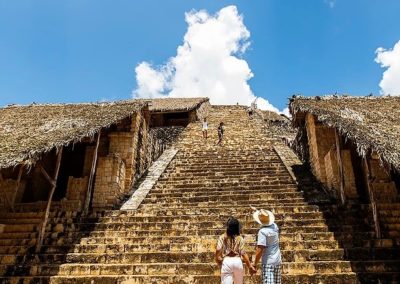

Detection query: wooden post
xmin=36 ymin=147 xmax=63 ymax=253
xmin=363 ymin=156 xmax=381 ymax=239
xmin=11 ymin=165 xmax=24 ymax=211
xmin=39 ymin=164 xmax=55 ymax=187
xmin=334 ymin=129 xmax=346 ymax=205
xmin=83 ymin=132 xmax=101 ymax=215
xmin=0 ymin=172 xmax=13 ymax=211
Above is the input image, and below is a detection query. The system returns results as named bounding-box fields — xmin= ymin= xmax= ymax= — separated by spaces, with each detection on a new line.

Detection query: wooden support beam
xmin=363 ymin=157 xmax=381 ymax=239
xmin=83 ymin=132 xmax=101 ymax=215
xmin=0 ymin=173 xmax=13 ymax=211
xmin=36 ymin=147 xmax=63 ymax=253
xmin=11 ymin=165 xmax=24 ymax=211
xmin=39 ymin=164 xmax=56 ymax=187
xmin=335 ymin=130 xmax=346 ymax=205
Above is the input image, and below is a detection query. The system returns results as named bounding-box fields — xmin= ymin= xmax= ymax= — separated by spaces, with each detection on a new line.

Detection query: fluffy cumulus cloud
xmin=375 ymin=40 xmax=400 ymax=96
xmin=132 ymin=5 xmax=280 ymax=113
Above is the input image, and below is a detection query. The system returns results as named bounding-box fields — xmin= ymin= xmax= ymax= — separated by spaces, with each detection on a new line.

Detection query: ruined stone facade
xmin=0 ymin=103 xmax=399 ymax=283
xmin=305 ymin=113 xmax=360 ymax=200
xmin=0 ymin=100 xmax=210 ymax=212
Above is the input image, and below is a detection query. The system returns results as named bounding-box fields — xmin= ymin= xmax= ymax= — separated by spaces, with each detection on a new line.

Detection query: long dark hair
xmin=226 ymin=217 xmax=240 ymax=238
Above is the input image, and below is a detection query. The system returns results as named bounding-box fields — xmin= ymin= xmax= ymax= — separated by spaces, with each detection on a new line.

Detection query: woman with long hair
xmin=215 ymin=217 xmax=255 ymax=283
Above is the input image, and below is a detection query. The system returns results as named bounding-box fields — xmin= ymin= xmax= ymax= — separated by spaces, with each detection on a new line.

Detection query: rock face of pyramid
xmin=0 ymin=105 xmax=399 ymax=283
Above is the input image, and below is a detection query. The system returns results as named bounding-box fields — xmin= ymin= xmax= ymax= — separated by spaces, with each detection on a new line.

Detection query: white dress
xmin=202 ymin=121 xmax=208 ymax=131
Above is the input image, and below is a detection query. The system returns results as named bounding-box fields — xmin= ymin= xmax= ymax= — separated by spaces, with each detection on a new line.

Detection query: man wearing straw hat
xmin=251 ymin=207 xmax=282 ymax=284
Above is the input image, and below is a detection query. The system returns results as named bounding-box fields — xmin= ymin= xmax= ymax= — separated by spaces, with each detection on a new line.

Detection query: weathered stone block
xmin=92 ymin=155 xmax=126 ymax=208
xmin=324 ymin=148 xmax=340 ymax=197
xmin=371 ymin=182 xmax=397 ymax=202
xmin=341 ymin=150 xmax=358 ymax=199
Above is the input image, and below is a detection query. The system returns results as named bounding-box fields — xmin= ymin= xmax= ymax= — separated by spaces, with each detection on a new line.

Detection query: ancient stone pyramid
xmin=0 ymin=106 xmax=399 ymax=283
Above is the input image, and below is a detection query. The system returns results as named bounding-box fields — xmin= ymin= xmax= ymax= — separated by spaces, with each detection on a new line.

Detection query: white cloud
xmin=132 ymin=5 xmax=281 ymax=113
xmin=375 ymin=40 xmax=400 ymax=96
xmin=324 ymin=0 xmax=336 ymax=8
xmin=281 ymin=107 xmax=291 ymax=118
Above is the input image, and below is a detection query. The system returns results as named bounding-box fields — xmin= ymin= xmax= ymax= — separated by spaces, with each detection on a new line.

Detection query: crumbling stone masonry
xmin=92 ymin=110 xmax=150 ymax=209
xmin=306 ymin=113 xmax=358 ymax=200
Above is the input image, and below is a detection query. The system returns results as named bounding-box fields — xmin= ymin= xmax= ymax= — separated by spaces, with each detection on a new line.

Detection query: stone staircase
xmin=0 ymin=105 xmax=399 ymax=283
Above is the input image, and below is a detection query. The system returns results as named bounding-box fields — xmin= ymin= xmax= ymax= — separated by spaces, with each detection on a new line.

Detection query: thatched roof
xmin=144 ymin=97 xmax=209 ymax=112
xmin=0 ymin=101 xmax=146 ymax=169
xmin=259 ymin=110 xmax=290 ymax=123
xmin=290 ymin=95 xmax=400 ymax=172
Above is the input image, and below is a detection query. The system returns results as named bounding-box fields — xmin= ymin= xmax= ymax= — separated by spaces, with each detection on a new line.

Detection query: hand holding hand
xmin=249 ymin=265 xmax=257 ymax=275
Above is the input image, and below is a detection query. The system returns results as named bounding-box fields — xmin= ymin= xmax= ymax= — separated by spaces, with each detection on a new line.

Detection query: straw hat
xmin=252 ymin=207 xmax=275 ymax=226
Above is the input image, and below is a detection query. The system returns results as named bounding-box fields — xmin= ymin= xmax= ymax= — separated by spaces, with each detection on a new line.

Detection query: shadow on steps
xmin=292 ymin=163 xmax=400 ymax=284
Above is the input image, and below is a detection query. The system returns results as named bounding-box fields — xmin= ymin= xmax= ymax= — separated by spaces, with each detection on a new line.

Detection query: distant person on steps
xmin=215 ymin=217 xmax=256 ymax=284
xmin=202 ymin=118 xmax=208 ymax=139
xmin=247 ymin=107 xmax=253 ymax=119
xmin=217 ymin=122 xmax=224 ymax=146
xmin=250 ymin=207 xmax=282 ymax=284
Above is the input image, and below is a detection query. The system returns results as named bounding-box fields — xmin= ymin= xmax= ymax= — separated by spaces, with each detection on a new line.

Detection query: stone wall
xmin=368 ymin=156 xmax=397 ymax=202
xmin=324 ymin=148 xmax=340 ymax=197
xmin=91 ymin=110 xmax=151 ymax=208
xmin=92 ymin=155 xmax=126 ymax=208
xmin=306 ymin=114 xmax=336 ymax=184
xmin=147 ymin=127 xmax=184 ymax=162
xmin=306 ymin=114 xmax=359 ymax=200
xmin=65 ymin=176 xmax=88 ymax=202
xmin=82 ymin=146 xmax=94 ymax=176
xmin=108 ymin=132 xmax=135 ymax=190
xmin=341 ymin=150 xmax=358 ymax=198
xmin=0 ymin=178 xmax=25 ymax=210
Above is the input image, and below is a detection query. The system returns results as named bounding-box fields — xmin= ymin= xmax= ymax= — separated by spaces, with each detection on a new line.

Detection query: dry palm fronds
xmin=290 ymin=95 xmax=400 ymax=172
xmin=0 ymin=101 xmax=146 ymax=169
xmin=142 ymin=97 xmax=209 ymax=112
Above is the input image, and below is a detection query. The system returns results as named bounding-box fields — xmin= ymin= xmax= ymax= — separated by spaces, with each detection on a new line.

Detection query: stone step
xmin=142 ymin=194 xmax=307 ymax=204
xmin=121 ymin=204 xmax=325 ymax=215
xmin=140 ymin=199 xmax=309 ymax=207
xmin=41 ymin=226 xmax=343 ymax=238
xmin=346 ymin=247 xmax=400 ymax=260
xmin=42 ymin=222 xmax=336 ymax=236
xmin=71 ymin=237 xmax=338 ymax=248
xmin=172 ymin=159 xmax=283 ymax=164
xmin=0 ymin=232 xmax=37 ymax=240
xmin=377 ymin=203 xmax=400 ymax=209
xmin=156 ymin=180 xmax=296 ymax=189
xmin=0 ymin=211 xmax=82 ymax=219
xmin=1 ymin=224 xmax=38 ymax=233
xmin=84 ymin=212 xmax=326 ymax=223
xmin=43 ymin=232 xmax=338 ymax=246
xmin=0 ymin=218 xmax=43 ymax=225
xmin=349 ymin=260 xmax=400 ymax=273
xmin=0 ymin=273 xmax=359 ymax=284
xmin=35 ymin=241 xmax=342 ymax=255
xmin=172 ymin=164 xmax=286 ymax=170
xmin=158 ymin=173 xmax=291 ymax=181
xmin=151 ymin=184 xmax=299 ymax=193
xmin=2 ymin=261 xmax=356 ymax=276
xmin=378 ymin=210 xmax=400 ymax=217
xmin=146 ymin=191 xmax=304 ymax=199
xmin=356 ymin=272 xmax=400 ymax=284
xmin=171 ymin=163 xmax=283 ymax=169
xmin=342 ymin=238 xmax=399 ymax=248
xmin=0 ymin=238 xmax=37 ymax=246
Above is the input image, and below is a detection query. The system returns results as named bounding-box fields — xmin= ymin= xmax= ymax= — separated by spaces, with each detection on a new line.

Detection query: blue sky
xmin=0 ymin=0 xmax=399 ymax=110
